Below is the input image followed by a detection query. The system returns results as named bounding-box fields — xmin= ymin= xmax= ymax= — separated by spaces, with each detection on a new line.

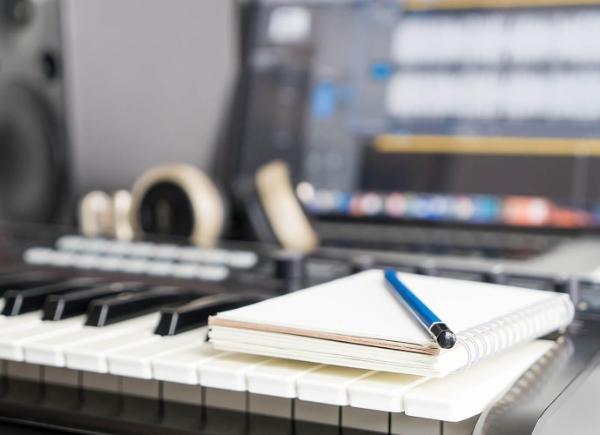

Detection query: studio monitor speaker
xmin=0 ymin=0 xmax=239 ymax=227
xmin=0 ymin=0 xmax=69 ymax=223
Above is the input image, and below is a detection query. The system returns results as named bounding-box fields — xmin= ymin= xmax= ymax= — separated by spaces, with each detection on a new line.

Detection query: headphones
xmin=237 ymin=160 xmax=319 ymax=253
xmin=79 ymin=160 xmax=320 ymax=252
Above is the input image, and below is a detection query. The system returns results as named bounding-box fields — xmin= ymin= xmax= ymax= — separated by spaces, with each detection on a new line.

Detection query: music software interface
xmin=241 ymin=0 xmax=600 ymax=229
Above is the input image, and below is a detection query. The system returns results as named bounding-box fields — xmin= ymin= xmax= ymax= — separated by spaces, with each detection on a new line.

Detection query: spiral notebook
xmin=208 ymin=270 xmax=574 ymax=377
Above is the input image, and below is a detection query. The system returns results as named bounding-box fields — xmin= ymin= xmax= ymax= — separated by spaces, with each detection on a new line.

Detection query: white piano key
xmin=151 ymin=244 xmax=180 ymax=260
xmin=403 ymin=340 xmax=553 ymax=422
xmin=348 ymin=371 xmax=428 ymax=412
xmin=294 ymin=399 xmax=340 ymax=426
xmin=55 ymin=235 xmax=84 ymax=251
xmin=102 ymin=240 xmax=131 ymax=256
xmin=127 ymin=242 xmax=155 ymax=257
xmin=82 ymin=372 xmax=120 ymax=393
xmin=117 ymin=258 xmax=152 ymax=274
xmin=24 ymin=314 xmax=158 ymax=367
xmin=43 ymin=366 xmax=80 ymax=387
xmin=152 ymin=345 xmax=225 ymax=384
xmin=246 ymin=358 xmax=322 ymax=398
xmin=163 ymin=381 xmax=202 ymax=406
xmin=198 ymin=353 xmax=272 ymax=391
xmin=121 ymin=377 xmax=160 ymax=399
xmin=0 ymin=312 xmax=43 ymax=332
xmin=83 ymin=238 xmax=111 ymax=253
xmin=204 ymin=387 xmax=247 ymax=412
xmin=145 ymin=260 xmax=176 ymax=276
xmin=392 ymin=413 xmax=441 ymax=435
xmin=0 ymin=317 xmax=85 ymax=361
xmin=6 ymin=361 xmax=42 ymax=381
xmin=226 ymin=251 xmax=258 ymax=269
xmin=65 ymin=329 xmax=156 ymax=372
xmin=96 ymin=256 xmax=124 ymax=272
xmin=70 ymin=253 xmax=101 ymax=269
xmin=342 ymin=407 xmax=390 ymax=433
xmin=48 ymin=251 xmax=78 ymax=267
xmin=108 ymin=329 xmax=208 ymax=378
xmin=296 ymin=365 xmax=374 ymax=406
xmin=194 ymin=265 xmax=230 ymax=281
xmin=0 ymin=314 xmax=15 ymax=327
xmin=23 ymin=247 xmax=55 ymax=265
xmin=171 ymin=263 xmax=202 ymax=279
xmin=177 ymin=247 xmax=205 ymax=263
xmin=198 ymin=249 xmax=228 ymax=264
xmin=248 ymin=393 xmax=293 ymax=418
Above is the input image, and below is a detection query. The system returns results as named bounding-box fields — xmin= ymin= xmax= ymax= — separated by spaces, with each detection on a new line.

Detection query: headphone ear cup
xmin=237 ymin=160 xmax=320 ymax=253
xmin=79 ymin=191 xmax=113 ymax=237
xmin=111 ymin=190 xmax=134 ymax=241
xmin=130 ymin=164 xmax=226 ymax=247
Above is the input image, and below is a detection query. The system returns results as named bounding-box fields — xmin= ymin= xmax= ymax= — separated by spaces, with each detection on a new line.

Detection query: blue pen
xmin=384 ymin=268 xmax=456 ymax=349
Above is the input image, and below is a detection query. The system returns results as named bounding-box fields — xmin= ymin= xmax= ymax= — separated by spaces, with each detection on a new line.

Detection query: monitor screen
xmin=237 ymin=0 xmax=600 ymax=230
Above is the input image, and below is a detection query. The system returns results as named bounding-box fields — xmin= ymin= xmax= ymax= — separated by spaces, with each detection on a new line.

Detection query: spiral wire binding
xmin=457 ymin=296 xmax=574 ymax=368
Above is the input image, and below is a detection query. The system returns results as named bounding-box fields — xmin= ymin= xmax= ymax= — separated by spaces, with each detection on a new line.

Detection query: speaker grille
xmin=0 ymin=81 xmax=67 ymax=222
xmin=0 ymin=0 xmax=69 ymax=223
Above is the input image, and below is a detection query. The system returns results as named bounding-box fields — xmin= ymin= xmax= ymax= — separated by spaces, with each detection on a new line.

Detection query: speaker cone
xmin=0 ymin=82 xmax=67 ymax=222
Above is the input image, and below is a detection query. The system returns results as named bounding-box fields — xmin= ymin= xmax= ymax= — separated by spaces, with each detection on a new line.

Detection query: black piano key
xmin=0 ymin=272 xmax=62 ymax=297
xmin=42 ymin=282 xmax=147 ymax=321
xmin=85 ymin=286 xmax=202 ymax=327
xmin=154 ymin=293 xmax=265 ymax=336
xmin=2 ymin=277 xmax=103 ymax=316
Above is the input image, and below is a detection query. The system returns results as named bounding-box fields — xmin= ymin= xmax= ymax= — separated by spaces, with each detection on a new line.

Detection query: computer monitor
xmin=235 ymin=0 xmax=600 ymax=230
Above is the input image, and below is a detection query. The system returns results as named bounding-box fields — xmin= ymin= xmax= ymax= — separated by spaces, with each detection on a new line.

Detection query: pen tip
xmin=437 ymin=330 xmax=456 ymax=349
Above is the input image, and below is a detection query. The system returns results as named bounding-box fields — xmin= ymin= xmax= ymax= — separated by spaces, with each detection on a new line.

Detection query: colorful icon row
xmin=304 ymin=189 xmax=595 ymax=228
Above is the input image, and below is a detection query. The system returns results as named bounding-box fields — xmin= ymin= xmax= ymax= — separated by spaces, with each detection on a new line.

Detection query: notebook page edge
xmin=209 ymin=325 xmax=470 ymax=377
xmin=209 ymin=316 xmax=439 ymax=354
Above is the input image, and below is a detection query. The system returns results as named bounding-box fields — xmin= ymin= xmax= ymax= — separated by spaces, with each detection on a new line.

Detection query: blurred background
xmin=0 ymin=0 xmax=238 ymax=223
xmin=63 ymin=0 xmax=238 ymax=194
xmin=5 ymin=0 xmax=600 ymax=269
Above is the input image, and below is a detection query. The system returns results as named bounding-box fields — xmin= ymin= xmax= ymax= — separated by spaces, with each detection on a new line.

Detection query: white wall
xmin=62 ymin=0 xmax=239 ymax=195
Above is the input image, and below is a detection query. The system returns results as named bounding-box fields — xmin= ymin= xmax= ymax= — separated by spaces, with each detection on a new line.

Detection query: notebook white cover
xmin=209 ymin=270 xmax=573 ymax=376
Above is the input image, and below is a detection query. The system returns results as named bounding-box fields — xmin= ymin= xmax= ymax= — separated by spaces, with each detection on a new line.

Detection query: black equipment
xmin=231 ymin=0 xmax=600 ymax=246
xmin=0 ymin=0 xmax=69 ymax=223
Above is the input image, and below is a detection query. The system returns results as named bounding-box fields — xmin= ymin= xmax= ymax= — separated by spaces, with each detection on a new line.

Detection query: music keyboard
xmin=0 ymin=231 xmax=590 ymax=435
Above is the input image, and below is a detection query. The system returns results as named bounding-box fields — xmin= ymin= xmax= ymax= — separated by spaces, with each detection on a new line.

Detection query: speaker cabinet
xmin=0 ymin=0 xmax=239 ymax=226
xmin=0 ymin=0 xmax=70 ymax=223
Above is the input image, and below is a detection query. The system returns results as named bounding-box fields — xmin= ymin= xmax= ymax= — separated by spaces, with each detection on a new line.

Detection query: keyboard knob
xmin=350 ymin=256 xmax=375 ymax=274
xmin=273 ymin=251 xmax=305 ymax=293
